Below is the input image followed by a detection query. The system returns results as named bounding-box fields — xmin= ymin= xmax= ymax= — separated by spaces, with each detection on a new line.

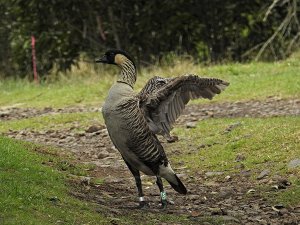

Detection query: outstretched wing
xmin=138 ymin=75 xmax=229 ymax=140
xmin=139 ymin=76 xmax=174 ymax=96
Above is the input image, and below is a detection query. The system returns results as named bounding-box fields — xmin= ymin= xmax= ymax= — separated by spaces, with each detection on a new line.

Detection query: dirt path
xmin=1 ymin=97 xmax=299 ymax=121
xmin=2 ymin=98 xmax=300 ymax=224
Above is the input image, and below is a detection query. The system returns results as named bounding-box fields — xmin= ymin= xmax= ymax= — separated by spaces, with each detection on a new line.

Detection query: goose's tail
xmin=159 ymin=163 xmax=187 ymax=194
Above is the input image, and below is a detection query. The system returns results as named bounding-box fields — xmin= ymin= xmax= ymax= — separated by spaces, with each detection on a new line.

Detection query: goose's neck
xmin=118 ymin=59 xmax=136 ymax=88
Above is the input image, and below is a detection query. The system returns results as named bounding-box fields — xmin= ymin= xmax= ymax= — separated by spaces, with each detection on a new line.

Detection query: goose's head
xmin=95 ymin=49 xmax=136 ymax=69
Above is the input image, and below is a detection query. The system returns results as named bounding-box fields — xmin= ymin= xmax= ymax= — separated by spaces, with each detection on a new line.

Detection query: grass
xmin=169 ymin=117 xmax=300 ymax=175
xmin=1 ymin=52 xmax=300 ymax=108
xmin=0 ymin=112 xmax=103 ymax=133
xmin=0 ymin=136 xmax=108 ymax=225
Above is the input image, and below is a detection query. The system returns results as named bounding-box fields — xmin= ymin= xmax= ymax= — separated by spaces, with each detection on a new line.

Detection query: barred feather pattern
xmin=118 ymin=58 xmax=136 ymax=88
xmin=139 ymin=76 xmax=174 ymax=96
xmin=138 ymin=75 xmax=230 ymax=138
xmin=116 ymin=97 xmax=168 ymax=172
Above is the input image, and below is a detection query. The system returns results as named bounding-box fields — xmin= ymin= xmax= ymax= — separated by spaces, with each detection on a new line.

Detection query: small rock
xmin=97 ymin=151 xmax=110 ymax=159
xmin=278 ymin=208 xmax=289 ymax=215
xmin=220 ymin=215 xmax=240 ymax=223
xmin=190 ymin=211 xmax=201 ymax=217
xmin=235 ymin=153 xmax=246 ymax=162
xmin=273 ymin=204 xmax=284 ymax=210
xmin=80 ymin=176 xmax=91 ymax=185
xmin=271 ymin=177 xmax=291 ymax=190
xmin=240 ymin=169 xmax=251 ymax=177
xmin=186 ymin=122 xmax=197 ymax=128
xmin=43 ymin=107 xmax=53 ymax=112
xmin=187 ymin=194 xmax=200 ymax=200
xmin=0 ymin=110 xmax=10 ymax=117
xmin=257 ymin=169 xmax=270 ymax=180
xmin=65 ymin=136 xmax=74 ymax=142
xmin=287 ymin=158 xmax=300 ymax=169
xmin=277 ymin=178 xmax=291 ymax=188
xmin=205 ymin=171 xmax=224 ymax=177
xmin=49 ymin=196 xmax=60 ymax=203
xmin=209 ymin=207 xmax=227 ymax=215
xmin=109 ymin=217 xmax=121 ymax=225
xmin=223 ymin=122 xmax=241 ymax=133
xmin=219 ymin=187 xmax=235 ymax=198
xmin=224 ymin=175 xmax=232 ymax=181
xmin=19 ymin=130 xmax=26 ymax=135
xmin=167 ymin=135 xmax=178 ymax=143
xmin=97 ymin=143 xmax=105 ymax=148
xmin=199 ymin=144 xmax=206 ymax=148
xmin=167 ymin=198 xmax=175 ymax=205
xmin=235 ymin=163 xmax=245 ymax=170
xmin=86 ymin=125 xmax=102 ymax=133
xmin=204 ymin=111 xmax=214 ymax=117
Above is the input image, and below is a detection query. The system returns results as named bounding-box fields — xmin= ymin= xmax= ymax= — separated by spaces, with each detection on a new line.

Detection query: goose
xmin=95 ymin=49 xmax=229 ymax=208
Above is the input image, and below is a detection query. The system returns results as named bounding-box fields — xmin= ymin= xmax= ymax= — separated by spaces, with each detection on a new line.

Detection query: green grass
xmin=1 ymin=52 xmax=299 ymax=108
xmin=0 ymin=136 xmax=108 ymax=225
xmin=170 ymin=117 xmax=300 ymax=175
xmin=0 ymin=112 xmax=103 ymax=133
xmin=0 ymin=75 xmax=112 ymax=108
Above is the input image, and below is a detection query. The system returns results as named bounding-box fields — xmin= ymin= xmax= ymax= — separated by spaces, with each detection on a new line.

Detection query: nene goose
xmin=96 ymin=49 xmax=229 ymax=209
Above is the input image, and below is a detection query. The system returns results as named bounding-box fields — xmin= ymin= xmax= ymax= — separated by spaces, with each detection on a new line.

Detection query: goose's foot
xmin=161 ymin=199 xmax=168 ymax=209
xmin=138 ymin=201 xmax=150 ymax=209
xmin=160 ymin=191 xmax=168 ymax=209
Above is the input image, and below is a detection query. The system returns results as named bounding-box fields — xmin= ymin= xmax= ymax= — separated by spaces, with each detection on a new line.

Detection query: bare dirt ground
xmin=2 ymin=97 xmax=300 ymax=224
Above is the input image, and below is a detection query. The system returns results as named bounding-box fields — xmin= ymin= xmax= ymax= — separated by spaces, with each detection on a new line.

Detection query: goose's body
xmin=102 ymin=83 xmax=160 ymax=176
xmin=96 ymin=49 xmax=229 ymax=208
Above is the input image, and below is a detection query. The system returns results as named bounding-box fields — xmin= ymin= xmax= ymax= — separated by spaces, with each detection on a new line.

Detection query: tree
xmin=0 ymin=0 xmax=299 ymax=78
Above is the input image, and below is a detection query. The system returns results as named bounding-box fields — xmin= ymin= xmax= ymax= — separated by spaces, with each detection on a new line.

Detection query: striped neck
xmin=117 ymin=58 xmax=136 ymax=88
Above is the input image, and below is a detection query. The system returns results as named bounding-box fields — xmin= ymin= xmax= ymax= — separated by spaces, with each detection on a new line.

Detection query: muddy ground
xmin=1 ymin=97 xmax=300 ymax=224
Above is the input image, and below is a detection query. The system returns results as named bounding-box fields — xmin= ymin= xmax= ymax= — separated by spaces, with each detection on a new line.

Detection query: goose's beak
xmin=95 ymin=55 xmax=108 ymax=63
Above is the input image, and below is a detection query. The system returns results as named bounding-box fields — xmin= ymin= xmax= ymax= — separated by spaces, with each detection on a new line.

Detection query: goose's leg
xmin=156 ymin=176 xmax=167 ymax=209
xmin=124 ymin=160 xmax=148 ymax=209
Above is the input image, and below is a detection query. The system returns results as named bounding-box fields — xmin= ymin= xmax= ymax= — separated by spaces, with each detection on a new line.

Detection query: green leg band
xmin=160 ymin=191 xmax=167 ymax=201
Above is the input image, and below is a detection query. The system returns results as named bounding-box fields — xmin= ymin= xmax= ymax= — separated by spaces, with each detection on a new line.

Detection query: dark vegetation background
xmin=0 ymin=0 xmax=299 ymax=78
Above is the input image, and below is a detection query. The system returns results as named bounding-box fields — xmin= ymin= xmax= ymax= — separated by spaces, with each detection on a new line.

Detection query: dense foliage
xmin=0 ymin=0 xmax=299 ymax=77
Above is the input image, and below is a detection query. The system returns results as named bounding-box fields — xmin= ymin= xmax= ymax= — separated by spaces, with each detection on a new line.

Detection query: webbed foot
xmin=138 ymin=201 xmax=150 ymax=209
xmin=161 ymin=199 xmax=168 ymax=209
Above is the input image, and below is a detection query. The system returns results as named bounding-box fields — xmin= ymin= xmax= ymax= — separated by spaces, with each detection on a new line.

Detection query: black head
xmin=95 ymin=49 xmax=136 ymax=68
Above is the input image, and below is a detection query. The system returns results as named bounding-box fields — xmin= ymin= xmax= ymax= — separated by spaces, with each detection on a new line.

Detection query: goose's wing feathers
xmin=139 ymin=75 xmax=229 ymax=138
xmin=139 ymin=76 xmax=174 ymax=96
